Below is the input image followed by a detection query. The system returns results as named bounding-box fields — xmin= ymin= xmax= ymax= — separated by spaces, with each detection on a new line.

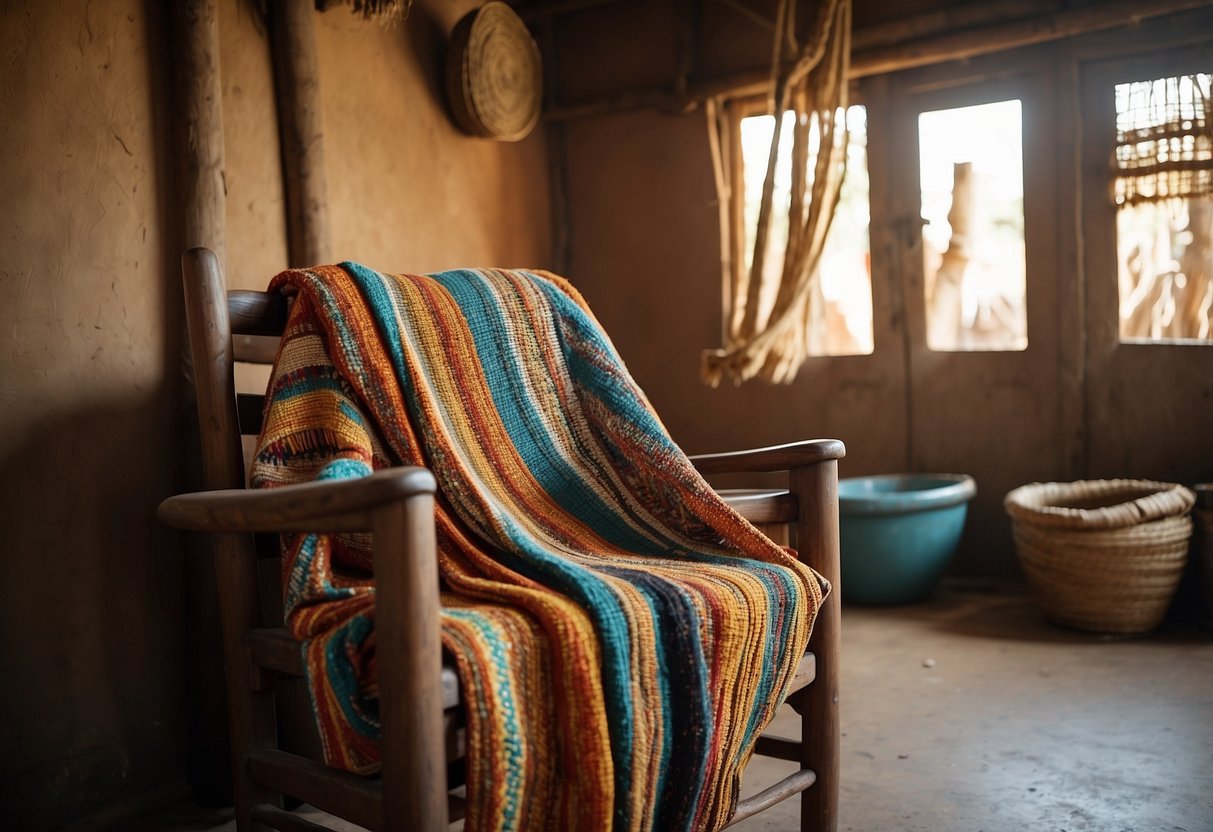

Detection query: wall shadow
xmin=0 ymin=394 xmax=189 ymax=830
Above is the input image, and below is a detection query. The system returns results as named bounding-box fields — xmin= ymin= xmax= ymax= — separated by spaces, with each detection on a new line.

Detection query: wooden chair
xmin=159 ymin=247 xmax=844 ymax=831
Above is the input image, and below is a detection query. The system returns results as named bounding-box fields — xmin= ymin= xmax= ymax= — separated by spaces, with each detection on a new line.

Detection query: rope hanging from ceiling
xmin=702 ymin=0 xmax=853 ymax=386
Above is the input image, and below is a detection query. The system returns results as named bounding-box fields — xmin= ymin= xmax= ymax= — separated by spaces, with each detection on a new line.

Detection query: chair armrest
xmin=718 ymin=489 xmax=798 ymax=524
xmin=690 ymin=439 xmax=845 ymax=476
xmin=158 ymin=466 xmax=437 ymax=533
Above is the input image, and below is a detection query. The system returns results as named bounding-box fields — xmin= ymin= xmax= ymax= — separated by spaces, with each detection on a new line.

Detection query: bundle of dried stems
xmin=703 ymin=0 xmax=853 ymax=386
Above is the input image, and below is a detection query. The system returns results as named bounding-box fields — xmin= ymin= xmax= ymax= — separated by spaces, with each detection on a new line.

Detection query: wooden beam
xmin=270 ymin=0 xmax=332 ymax=267
xmin=849 ymin=0 xmax=1056 ymax=52
xmin=543 ymin=0 xmax=1213 ymax=122
xmin=709 ymin=0 xmax=777 ymax=33
xmin=675 ymin=0 xmax=701 ymax=97
xmin=545 ymin=87 xmax=697 ymax=123
xmin=515 ymin=0 xmax=622 ymax=21
xmin=849 ymin=0 xmax=1213 ymax=79
xmin=171 ymin=0 xmax=226 ymax=263
xmin=167 ymin=5 xmax=233 ymax=809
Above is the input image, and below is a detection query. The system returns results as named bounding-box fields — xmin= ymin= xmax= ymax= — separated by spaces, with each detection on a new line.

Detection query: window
xmin=1113 ymin=73 xmax=1212 ymax=343
xmin=917 ymin=99 xmax=1028 ymax=352
xmin=738 ymin=104 xmax=873 ymax=355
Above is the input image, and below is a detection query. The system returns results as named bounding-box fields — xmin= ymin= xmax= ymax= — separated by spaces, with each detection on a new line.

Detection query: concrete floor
xmin=149 ymin=586 xmax=1213 ymax=832
xmin=736 ymin=585 xmax=1213 ymax=832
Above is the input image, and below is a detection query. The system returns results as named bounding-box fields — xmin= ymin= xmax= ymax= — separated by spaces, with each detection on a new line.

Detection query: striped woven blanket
xmin=251 ymin=263 xmax=827 ymax=831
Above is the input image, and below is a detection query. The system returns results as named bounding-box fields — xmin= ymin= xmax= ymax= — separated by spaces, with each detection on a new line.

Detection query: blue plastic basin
xmin=839 ymin=474 xmax=977 ymax=605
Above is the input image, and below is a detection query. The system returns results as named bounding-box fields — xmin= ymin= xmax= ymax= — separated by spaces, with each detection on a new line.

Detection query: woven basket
xmin=1005 ymin=479 xmax=1195 ymax=634
xmin=446 ymin=2 xmax=542 ymax=142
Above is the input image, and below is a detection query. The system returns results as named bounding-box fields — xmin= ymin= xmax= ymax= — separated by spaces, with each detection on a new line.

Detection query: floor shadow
xmin=876 ymin=581 xmax=1213 ymax=646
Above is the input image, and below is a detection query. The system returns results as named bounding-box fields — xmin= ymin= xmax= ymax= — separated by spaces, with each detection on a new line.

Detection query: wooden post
xmin=270 ymin=0 xmax=332 ymax=267
xmin=169 ymin=0 xmax=233 ymax=808
xmin=172 ymin=0 xmax=227 ymax=264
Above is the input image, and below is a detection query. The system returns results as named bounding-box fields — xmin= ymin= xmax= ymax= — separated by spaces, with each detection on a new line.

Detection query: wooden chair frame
xmin=159 ymin=247 xmax=843 ymax=831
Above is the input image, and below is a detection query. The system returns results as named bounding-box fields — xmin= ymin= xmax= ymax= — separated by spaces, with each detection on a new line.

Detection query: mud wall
xmin=0 ymin=0 xmax=551 ymax=826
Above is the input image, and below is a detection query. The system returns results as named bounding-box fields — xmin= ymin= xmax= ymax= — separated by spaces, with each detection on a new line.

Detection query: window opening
xmin=739 ymin=104 xmax=873 ymax=356
xmin=918 ymin=99 xmax=1028 ymax=352
xmin=1114 ymin=73 xmax=1212 ymax=343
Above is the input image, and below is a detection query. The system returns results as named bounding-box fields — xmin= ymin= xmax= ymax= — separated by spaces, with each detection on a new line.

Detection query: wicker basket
xmin=446 ymin=2 xmax=542 ymax=142
xmin=1004 ymin=479 xmax=1196 ymax=634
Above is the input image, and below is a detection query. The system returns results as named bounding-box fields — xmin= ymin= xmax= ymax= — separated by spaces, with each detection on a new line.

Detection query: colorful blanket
xmin=251 ymin=263 xmax=827 ymax=831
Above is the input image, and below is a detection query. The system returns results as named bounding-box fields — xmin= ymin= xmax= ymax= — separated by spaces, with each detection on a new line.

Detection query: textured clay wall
xmin=0 ymin=0 xmax=552 ymax=826
xmin=316 ymin=2 xmax=552 ymax=274
xmin=220 ymin=0 xmax=552 ymax=290
xmin=0 ymin=1 xmax=185 ymax=827
xmin=220 ymin=1 xmax=290 ymax=292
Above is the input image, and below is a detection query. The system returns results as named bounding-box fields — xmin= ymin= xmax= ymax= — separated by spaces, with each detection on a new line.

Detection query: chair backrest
xmin=229 ymin=293 xmax=290 ymax=473
xmin=184 ymin=249 xmax=304 ymax=613
xmin=181 ymin=248 xmax=326 ymax=764
xmin=183 ymin=250 xmax=287 ymax=490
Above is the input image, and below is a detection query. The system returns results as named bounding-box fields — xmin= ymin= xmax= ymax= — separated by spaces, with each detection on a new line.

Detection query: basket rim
xmin=1004 ymin=478 xmax=1195 ymax=530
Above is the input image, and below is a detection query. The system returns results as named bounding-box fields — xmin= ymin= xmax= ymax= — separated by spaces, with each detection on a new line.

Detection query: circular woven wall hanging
xmin=446 ymin=2 xmax=543 ymax=142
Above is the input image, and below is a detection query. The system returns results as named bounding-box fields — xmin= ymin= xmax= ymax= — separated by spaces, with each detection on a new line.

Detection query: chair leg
xmin=795 ymin=618 xmax=834 ymax=832
xmin=791 ymin=460 xmax=841 ymax=832
xmin=230 ymin=692 xmax=281 ymax=832
xmin=375 ymin=496 xmax=449 ymax=830
xmin=213 ymin=534 xmax=281 ymax=831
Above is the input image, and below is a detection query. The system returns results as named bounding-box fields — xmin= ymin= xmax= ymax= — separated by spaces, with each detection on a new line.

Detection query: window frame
xmin=1080 ymin=45 xmax=1213 ymax=350
xmin=1101 ymin=56 xmax=1213 ymax=347
xmin=891 ymin=71 xmax=1046 ymax=356
xmin=914 ymin=95 xmax=1030 ymax=353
